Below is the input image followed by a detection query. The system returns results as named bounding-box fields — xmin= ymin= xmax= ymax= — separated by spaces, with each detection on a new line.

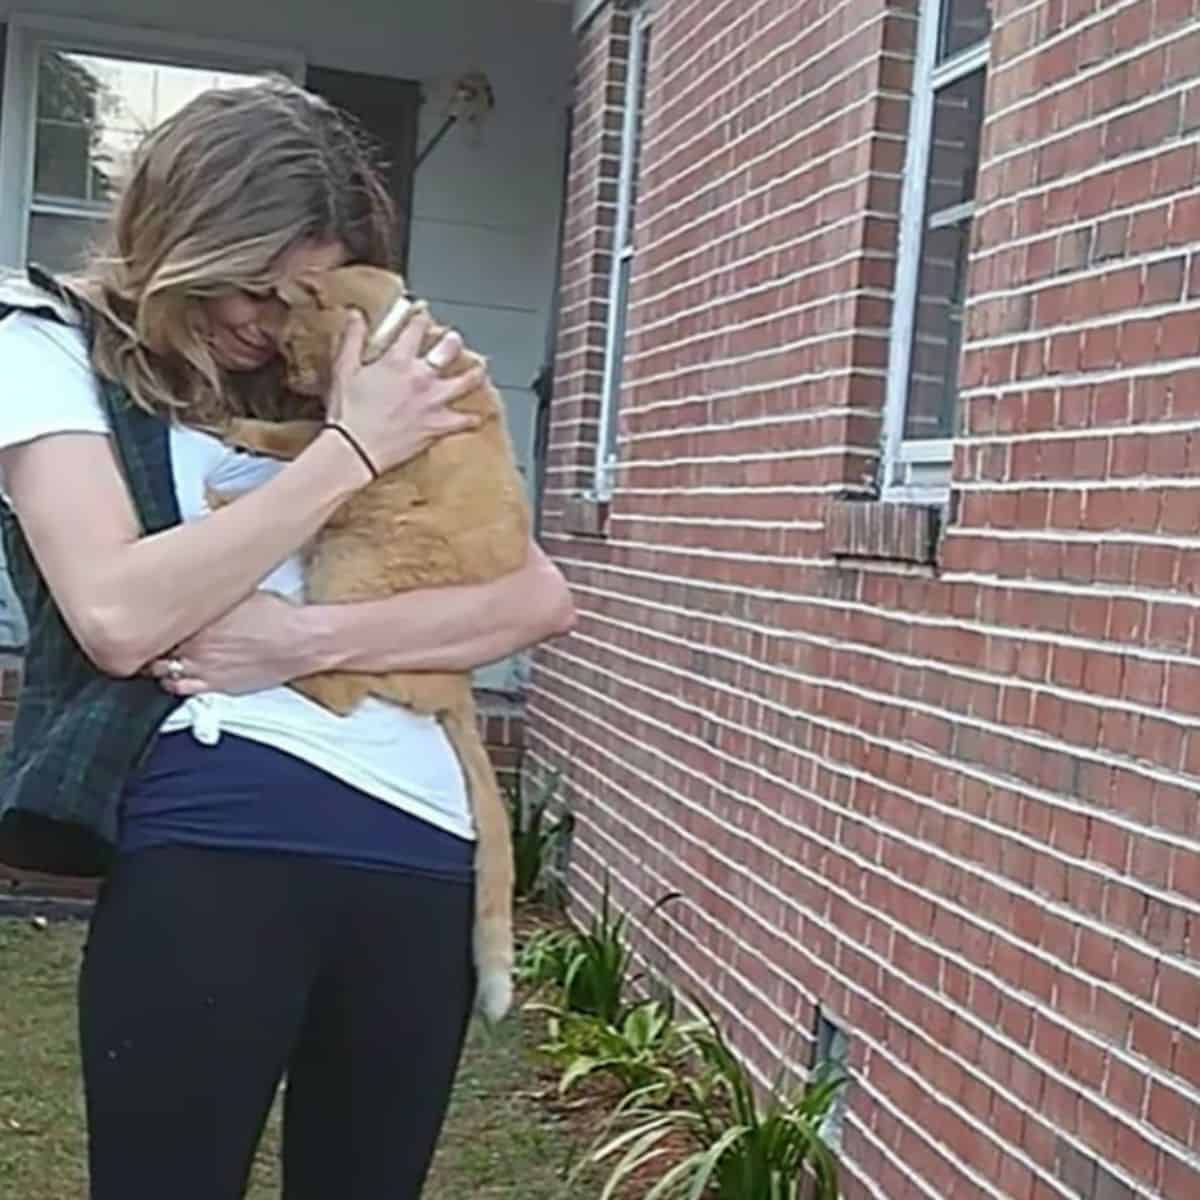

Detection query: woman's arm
xmin=4 ymin=312 xmax=482 ymax=678
xmin=149 ymin=544 xmax=575 ymax=696
xmin=304 ymin=543 xmax=576 ymax=674
xmin=5 ymin=430 xmax=367 ymax=677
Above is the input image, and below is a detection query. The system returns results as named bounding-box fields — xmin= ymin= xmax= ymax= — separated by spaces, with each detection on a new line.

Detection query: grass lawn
xmin=0 ymin=917 xmax=603 ymax=1199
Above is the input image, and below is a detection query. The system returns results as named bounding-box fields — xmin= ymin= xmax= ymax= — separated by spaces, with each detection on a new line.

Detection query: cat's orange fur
xmin=218 ymin=265 xmax=530 ymax=1022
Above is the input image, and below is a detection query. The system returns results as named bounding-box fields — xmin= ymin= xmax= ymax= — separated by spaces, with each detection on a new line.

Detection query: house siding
xmin=528 ymin=0 xmax=1200 ymax=1196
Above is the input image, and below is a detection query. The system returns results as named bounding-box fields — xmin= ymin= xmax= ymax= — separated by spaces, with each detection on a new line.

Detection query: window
xmin=0 ymin=16 xmax=302 ymax=272
xmin=29 ymin=54 xmax=267 ymax=272
xmin=593 ymin=5 xmax=652 ymax=500
xmin=881 ymin=0 xmax=991 ymax=501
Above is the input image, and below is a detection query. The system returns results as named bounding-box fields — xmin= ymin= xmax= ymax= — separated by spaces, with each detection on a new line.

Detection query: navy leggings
xmin=78 ymin=845 xmax=475 ymax=1199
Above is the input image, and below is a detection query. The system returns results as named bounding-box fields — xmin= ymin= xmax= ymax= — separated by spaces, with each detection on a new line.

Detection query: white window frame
xmin=593 ymin=3 xmax=651 ymax=501
xmin=880 ymin=0 xmax=990 ymax=505
xmin=0 ymin=13 xmax=305 ymax=270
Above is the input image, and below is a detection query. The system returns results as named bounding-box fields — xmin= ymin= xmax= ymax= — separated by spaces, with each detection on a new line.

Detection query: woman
xmin=0 ymin=79 xmax=573 ymax=1199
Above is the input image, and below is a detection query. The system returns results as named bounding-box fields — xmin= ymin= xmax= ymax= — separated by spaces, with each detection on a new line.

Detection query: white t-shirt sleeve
xmin=0 ymin=312 xmax=108 ymax=452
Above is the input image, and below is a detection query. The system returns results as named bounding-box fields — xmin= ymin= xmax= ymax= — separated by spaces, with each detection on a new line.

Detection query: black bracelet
xmin=323 ymin=421 xmax=379 ymax=481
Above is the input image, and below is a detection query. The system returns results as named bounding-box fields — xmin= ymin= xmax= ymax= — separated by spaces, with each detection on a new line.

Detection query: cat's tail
xmin=442 ymin=705 xmax=515 ymax=1024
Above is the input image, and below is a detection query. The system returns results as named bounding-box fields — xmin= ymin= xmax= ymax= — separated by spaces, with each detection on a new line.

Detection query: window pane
xmin=924 ymin=68 xmax=985 ymax=217
xmin=28 ymin=211 xmax=106 ymax=274
xmin=938 ymin=0 xmax=991 ymax=61
xmin=33 ymin=120 xmax=92 ymax=201
xmin=904 ymin=219 xmax=970 ymax=440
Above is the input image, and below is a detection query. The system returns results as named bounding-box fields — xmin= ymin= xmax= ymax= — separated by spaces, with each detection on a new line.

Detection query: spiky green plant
xmin=582 ymin=1000 xmax=845 ymax=1200
xmin=516 ymin=873 xmax=681 ymax=1025
xmin=559 ymin=876 xmax=680 ymax=1024
xmin=509 ymin=770 xmax=570 ymax=903
xmin=541 ymin=998 xmax=695 ymax=1105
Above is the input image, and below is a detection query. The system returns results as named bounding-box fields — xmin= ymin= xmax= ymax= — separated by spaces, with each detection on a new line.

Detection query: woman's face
xmin=200 ymin=238 xmax=347 ymax=372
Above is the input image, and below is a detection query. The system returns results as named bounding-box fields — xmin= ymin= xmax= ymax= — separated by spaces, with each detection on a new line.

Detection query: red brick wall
xmin=476 ymin=689 xmax=527 ymax=790
xmin=545 ymin=2 xmax=631 ymax=509
xmin=528 ymin=0 xmax=1200 ymax=1196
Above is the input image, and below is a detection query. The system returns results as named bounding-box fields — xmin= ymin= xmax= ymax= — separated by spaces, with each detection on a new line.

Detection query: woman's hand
xmin=326 ymin=310 xmax=485 ymax=476
xmin=148 ymin=592 xmax=307 ymax=697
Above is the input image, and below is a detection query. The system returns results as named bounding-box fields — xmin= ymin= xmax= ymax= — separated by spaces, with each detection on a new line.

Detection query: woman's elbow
xmin=525 ymin=554 xmax=576 ymax=640
xmin=543 ymin=580 xmax=576 ymax=638
xmin=74 ymin=605 xmax=151 ymax=678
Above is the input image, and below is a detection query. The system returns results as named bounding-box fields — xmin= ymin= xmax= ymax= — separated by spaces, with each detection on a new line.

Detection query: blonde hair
xmin=67 ymin=76 xmax=395 ymax=425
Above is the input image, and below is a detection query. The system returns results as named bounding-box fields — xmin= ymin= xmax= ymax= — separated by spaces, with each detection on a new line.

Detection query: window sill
xmin=824 ymin=497 xmax=943 ymax=565
xmin=562 ymin=494 xmax=610 ymax=538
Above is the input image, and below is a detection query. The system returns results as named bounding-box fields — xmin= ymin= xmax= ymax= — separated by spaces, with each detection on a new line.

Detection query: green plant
xmin=541 ymin=999 xmax=694 ymax=1105
xmin=559 ymin=874 xmax=635 ymax=1023
xmin=561 ymin=875 xmax=681 ymax=1024
xmin=516 ymin=873 xmax=681 ymax=1025
xmin=582 ymin=1001 xmax=845 ymax=1200
xmin=509 ymin=770 xmax=571 ymax=903
xmin=516 ymin=925 xmax=579 ymax=993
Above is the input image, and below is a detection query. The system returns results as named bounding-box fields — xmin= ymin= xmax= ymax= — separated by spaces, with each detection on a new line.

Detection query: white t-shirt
xmin=0 ymin=312 xmax=473 ymax=842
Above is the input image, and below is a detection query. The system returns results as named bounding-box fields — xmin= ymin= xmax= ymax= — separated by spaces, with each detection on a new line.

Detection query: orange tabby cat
xmin=219 ymin=265 xmax=530 ymax=1022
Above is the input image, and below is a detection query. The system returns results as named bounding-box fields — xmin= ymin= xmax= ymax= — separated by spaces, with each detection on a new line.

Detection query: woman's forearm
xmin=303 ymin=546 xmax=575 ymax=674
xmin=6 ymin=431 xmax=368 ymax=676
